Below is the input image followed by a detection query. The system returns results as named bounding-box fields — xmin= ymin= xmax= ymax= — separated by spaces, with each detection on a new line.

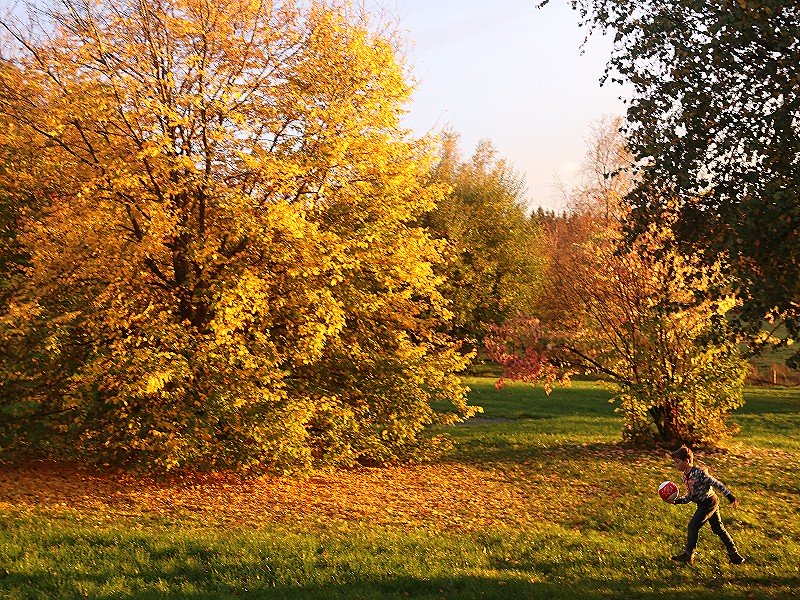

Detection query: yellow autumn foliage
xmin=0 ymin=0 xmax=478 ymax=472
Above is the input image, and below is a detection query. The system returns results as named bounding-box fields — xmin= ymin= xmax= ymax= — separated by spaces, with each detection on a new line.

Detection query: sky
xmin=371 ymin=0 xmax=629 ymax=211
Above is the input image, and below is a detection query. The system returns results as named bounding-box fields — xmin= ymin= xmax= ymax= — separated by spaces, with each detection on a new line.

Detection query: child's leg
xmin=685 ymin=498 xmax=717 ymax=555
xmin=708 ymin=509 xmax=737 ymax=555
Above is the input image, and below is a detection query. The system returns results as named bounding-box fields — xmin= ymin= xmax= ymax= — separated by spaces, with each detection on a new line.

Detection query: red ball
xmin=659 ymin=480 xmax=679 ymax=502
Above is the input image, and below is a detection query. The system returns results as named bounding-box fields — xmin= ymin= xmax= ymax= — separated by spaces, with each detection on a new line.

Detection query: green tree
xmin=422 ymin=132 xmax=547 ymax=348
xmin=549 ymin=0 xmax=800 ymax=362
xmin=0 ymin=0 xmax=477 ymax=472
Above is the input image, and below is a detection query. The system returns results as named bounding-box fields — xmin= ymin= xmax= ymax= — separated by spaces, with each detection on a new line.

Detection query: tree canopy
xmin=553 ymin=0 xmax=800 ymax=360
xmin=422 ymin=133 xmax=547 ymax=348
xmin=0 ymin=0 xmax=478 ymax=472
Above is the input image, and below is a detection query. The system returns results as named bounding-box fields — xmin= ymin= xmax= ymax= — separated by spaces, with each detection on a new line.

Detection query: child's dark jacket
xmin=674 ymin=465 xmax=737 ymax=505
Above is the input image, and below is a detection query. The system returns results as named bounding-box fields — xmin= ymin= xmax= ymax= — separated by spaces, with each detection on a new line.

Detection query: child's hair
xmin=671 ymin=445 xmax=693 ymax=462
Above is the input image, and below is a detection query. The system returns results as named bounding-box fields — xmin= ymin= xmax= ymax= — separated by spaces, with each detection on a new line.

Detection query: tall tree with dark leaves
xmin=548 ymin=0 xmax=800 ymax=361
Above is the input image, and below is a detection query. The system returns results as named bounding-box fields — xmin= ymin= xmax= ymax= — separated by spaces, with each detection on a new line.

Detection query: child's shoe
xmin=728 ymin=552 xmax=745 ymax=565
xmin=671 ymin=552 xmax=694 ymax=564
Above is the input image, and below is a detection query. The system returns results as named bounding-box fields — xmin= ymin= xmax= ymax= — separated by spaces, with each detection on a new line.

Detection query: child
xmin=669 ymin=445 xmax=745 ymax=565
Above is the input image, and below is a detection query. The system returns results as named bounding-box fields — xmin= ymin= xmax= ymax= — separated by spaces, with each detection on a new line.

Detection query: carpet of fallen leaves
xmin=2 ymin=445 xmax=794 ymax=534
xmin=0 ymin=454 xmax=614 ymax=532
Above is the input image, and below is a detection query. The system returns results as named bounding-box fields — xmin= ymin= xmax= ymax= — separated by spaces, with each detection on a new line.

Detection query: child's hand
xmin=731 ymin=498 xmax=740 ymax=508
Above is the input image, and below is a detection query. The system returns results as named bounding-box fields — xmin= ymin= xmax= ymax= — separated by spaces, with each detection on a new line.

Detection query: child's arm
xmin=703 ymin=471 xmax=738 ymax=504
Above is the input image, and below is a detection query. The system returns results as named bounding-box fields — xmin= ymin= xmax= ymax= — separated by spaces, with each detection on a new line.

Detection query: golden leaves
xmin=0 ymin=0 xmax=475 ymax=472
xmin=0 ymin=460 xmax=549 ymax=532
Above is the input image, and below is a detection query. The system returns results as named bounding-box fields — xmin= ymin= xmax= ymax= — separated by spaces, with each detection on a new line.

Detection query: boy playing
xmin=669 ymin=445 xmax=745 ymax=565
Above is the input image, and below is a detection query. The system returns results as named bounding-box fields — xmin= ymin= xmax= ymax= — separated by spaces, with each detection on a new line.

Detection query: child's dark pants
xmin=685 ymin=496 xmax=737 ymax=556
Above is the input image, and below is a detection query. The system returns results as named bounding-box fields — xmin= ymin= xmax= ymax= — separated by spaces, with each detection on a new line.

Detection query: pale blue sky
xmin=376 ymin=0 xmax=628 ymax=211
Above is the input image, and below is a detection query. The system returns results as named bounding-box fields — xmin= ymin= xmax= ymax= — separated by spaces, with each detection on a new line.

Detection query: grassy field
xmin=1 ymin=379 xmax=799 ymax=599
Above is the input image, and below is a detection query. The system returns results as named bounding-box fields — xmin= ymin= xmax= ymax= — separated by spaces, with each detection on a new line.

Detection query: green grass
xmin=734 ymin=386 xmax=800 ymax=451
xmin=446 ymin=380 xmax=619 ymax=464
xmin=2 ymin=379 xmax=799 ymax=599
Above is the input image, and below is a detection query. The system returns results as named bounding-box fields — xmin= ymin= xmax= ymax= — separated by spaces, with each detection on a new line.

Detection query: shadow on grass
xmin=2 ymin=571 xmax=796 ymax=600
xmin=3 ymin=526 xmax=795 ymax=600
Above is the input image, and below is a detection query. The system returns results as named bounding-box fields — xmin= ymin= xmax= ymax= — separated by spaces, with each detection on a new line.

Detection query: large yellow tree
xmin=0 ymin=0 xmax=477 ymax=471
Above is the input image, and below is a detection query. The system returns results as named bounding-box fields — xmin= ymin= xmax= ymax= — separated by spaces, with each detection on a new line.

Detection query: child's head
xmin=671 ymin=445 xmax=693 ymax=469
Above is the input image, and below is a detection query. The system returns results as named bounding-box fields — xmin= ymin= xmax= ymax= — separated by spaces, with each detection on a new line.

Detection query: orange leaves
xmin=0 ymin=460 xmax=553 ymax=532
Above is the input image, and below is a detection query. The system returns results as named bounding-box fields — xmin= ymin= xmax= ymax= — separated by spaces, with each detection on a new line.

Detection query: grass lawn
xmin=1 ymin=379 xmax=799 ymax=599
